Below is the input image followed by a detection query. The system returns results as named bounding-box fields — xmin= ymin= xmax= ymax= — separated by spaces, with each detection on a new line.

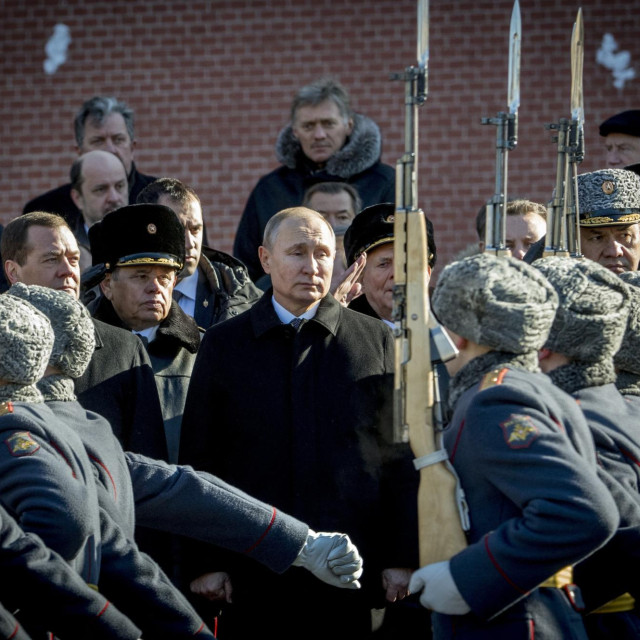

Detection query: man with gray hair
xmin=22 ymin=95 xmax=156 ymax=229
xmin=410 ymin=253 xmax=618 ymax=639
xmin=233 ymin=78 xmax=396 ymax=283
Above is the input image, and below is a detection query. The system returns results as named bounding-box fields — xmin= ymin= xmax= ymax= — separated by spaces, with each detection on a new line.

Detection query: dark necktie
xmin=290 ymin=317 xmax=304 ymax=330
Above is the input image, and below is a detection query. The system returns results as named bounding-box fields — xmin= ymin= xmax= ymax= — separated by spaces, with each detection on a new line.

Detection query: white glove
xmin=292 ymin=529 xmax=363 ymax=589
xmin=409 ymin=560 xmax=471 ymax=615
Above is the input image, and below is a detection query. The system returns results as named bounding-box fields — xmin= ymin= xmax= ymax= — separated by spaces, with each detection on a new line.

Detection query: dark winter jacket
xmin=192 ymin=246 xmax=262 ymax=329
xmin=233 ymin=113 xmax=396 ymax=281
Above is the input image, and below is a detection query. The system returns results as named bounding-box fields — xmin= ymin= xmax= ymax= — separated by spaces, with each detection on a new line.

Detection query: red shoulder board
xmin=0 ymin=401 xmax=13 ymax=416
xmin=5 ymin=431 xmax=40 ymax=457
xmin=479 ymin=368 xmax=508 ymax=391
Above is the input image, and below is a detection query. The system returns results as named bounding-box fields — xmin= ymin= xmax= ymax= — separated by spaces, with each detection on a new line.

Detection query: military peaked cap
xmin=89 ymin=204 xmax=185 ymax=272
xmin=599 ymin=110 xmax=640 ymax=138
xmin=344 ymin=202 xmax=437 ymax=268
xmin=578 ymin=169 xmax=640 ymax=227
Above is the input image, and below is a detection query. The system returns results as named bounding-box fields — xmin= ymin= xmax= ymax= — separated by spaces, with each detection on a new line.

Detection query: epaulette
xmin=0 ymin=401 xmax=13 ymax=417
xmin=479 ymin=368 xmax=509 ymax=391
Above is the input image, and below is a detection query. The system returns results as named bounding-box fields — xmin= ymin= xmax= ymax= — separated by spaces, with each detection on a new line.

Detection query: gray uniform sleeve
xmin=448 ymin=390 xmax=618 ymax=619
xmin=0 ymin=503 xmax=141 ymax=640
xmin=125 ymin=452 xmax=308 ymax=573
xmin=97 ymin=507 xmax=215 ymax=639
xmin=0 ymin=426 xmax=94 ymax=561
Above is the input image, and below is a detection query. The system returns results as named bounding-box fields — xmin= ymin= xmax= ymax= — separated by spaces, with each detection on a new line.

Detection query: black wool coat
xmin=179 ymin=292 xmax=419 ymax=637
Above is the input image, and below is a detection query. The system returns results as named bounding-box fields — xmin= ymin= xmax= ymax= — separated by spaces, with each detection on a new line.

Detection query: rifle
xmin=543 ymin=8 xmax=584 ymax=258
xmin=391 ymin=0 xmax=469 ymax=567
xmin=481 ymin=0 xmax=521 ymax=255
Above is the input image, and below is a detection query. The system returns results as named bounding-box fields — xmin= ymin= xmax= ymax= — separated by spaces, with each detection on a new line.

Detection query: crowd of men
xmin=1 ymin=82 xmax=640 ymax=640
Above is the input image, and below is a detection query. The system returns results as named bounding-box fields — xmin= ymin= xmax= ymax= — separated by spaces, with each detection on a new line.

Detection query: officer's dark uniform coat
xmin=434 ymin=364 xmax=618 ymax=640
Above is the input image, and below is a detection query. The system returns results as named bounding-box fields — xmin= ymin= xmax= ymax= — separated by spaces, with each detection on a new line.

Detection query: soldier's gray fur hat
xmin=615 ymin=271 xmax=640 ymax=375
xmin=0 ymin=293 xmax=54 ymax=385
xmin=534 ymin=257 xmax=630 ymax=362
xmin=578 ymin=168 xmax=640 ymax=227
xmin=7 ymin=283 xmax=96 ymax=379
xmin=432 ymin=253 xmax=558 ymax=354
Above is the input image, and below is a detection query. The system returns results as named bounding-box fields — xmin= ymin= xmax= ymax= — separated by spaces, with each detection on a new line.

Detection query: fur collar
xmin=0 ymin=383 xmax=44 ymax=404
xmin=150 ymin=302 xmax=202 ymax=355
xmin=93 ymin=297 xmax=201 ymax=355
xmin=38 ymin=375 xmax=76 ymax=402
xmin=616 ymin=371 xmax=640 ymax=396
xmin=448 ymin=351 xmax=540 ymax=411
xmin=548 ymin=359 xmax=617 ymax=395
xmin=275 ymin=113 xmax=382 ymax=178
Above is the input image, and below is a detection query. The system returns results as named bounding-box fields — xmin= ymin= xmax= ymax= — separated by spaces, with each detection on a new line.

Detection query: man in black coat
xmin=1 ymin=211 xmax=167 ymax=459
xmin=22 ymin=96 xmax=156 ymax=229
xmin=233 ymin=78 xmax=396 ymax=283
xmin=180 ymin=206 xmax=418 ymax=640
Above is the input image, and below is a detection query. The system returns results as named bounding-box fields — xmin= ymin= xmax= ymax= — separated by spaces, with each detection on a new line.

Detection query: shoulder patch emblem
xmin=5 ymin=431 xmax=40 ymax=457
xmin=500 ymin=415 xmax=539 ymax=449
xmin=0 ymin=401 xmax=13 ymax=416
xmin=479 ymin=368 xmax=508 ymax=391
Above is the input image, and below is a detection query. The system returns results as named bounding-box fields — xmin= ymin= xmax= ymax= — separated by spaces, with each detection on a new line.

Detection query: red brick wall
xmin=1 ymin=0 xmax=639 ymax=273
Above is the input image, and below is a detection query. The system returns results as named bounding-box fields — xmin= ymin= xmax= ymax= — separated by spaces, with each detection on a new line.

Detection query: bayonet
xmin=508 ymin=0 xmax=521 ymax=117
xmin=544 ymin=8 xmax=584 ymax=258
xmin=567 ymin=8 xmax=585 ymax=257
xmin=392 ymin=0 xmax=468 ymax=568
xmin=482 ymin=0 xmax=521 ymax=255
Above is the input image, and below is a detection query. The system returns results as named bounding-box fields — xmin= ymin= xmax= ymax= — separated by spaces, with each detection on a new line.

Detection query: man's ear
xmin=70 ymin=187 xmax=82 ymax=210
xmin=258 ymin=246 xmax=271 ymax=274
xmin=4 ymin=260 xmax=19 ymax=285
xmin=346 ymin=117 xmax=354 ymax=136
xmin=453 ymin=335 xmax=468 ymax=351
xmin=538 ymin=347 xmax=551 ymax=363
xmin=100 ymin=273 xmax=113 ymax=300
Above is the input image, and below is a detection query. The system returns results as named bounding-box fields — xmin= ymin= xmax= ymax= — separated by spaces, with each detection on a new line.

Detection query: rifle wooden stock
xmin=393 ymin=208 xmax=468 ymax=567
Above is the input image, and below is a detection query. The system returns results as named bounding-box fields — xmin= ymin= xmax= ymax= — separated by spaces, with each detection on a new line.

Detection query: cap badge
xmin=147 ymin=223 xmax=157 ymax=234
xmin=385 ymin=214 xmax=395 ymax=223
xmin=602 ymin=180 xmax=615 ymax=195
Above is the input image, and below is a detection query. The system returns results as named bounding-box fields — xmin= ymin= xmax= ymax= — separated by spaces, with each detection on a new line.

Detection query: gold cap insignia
xmin=500 ymin=415 xmax=539 ymax=449
xmin=385 ymin=214 xmax=395 ymax=223
xmin=5 ymin=431 xmax=40 ymax=457
xmin=147 ymin=223 xmax=157 ymax=234
xmin=602 ymin=180 xmax=615 ymax=195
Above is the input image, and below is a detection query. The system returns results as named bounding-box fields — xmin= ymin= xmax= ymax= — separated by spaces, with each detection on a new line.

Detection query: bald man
xmin=69 ymin=149 xmax=128 ymax=271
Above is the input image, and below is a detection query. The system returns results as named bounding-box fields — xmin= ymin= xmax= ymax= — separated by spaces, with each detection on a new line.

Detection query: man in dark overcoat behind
xmin=179 ymin=206 xmax=418 ymax=639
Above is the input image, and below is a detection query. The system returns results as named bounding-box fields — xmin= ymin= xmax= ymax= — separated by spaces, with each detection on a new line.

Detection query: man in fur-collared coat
xmin=233 ymin=78 xmax=396 ymax=283
xmin=87 ymin=203 xmax=201 ymax=465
